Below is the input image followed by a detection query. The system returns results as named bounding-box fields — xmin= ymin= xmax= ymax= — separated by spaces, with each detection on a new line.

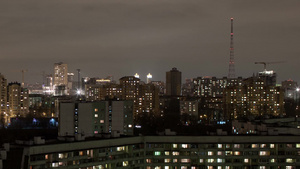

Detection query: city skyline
xmin=1 ymin=0 xmax=300 ymax=84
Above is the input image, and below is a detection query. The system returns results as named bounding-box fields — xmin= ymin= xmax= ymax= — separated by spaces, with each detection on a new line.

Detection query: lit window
xmin=123 ymin=161 xmax=128 ymax=166
xmin=117 ymin=146 xmax=125 ymax=151
xmin=270 ymin=144 xmax=275 ymax=148
xmin=217 ymin=158 xmax=224 ymax=163
xmin=95 ymin=114 xmax=98 ymax=117
xmin=260 ymin=144 xmax=266 ymax=148
xmin=52 ymin=163 xmax=58 ymax=167
xmin=252 ymin=144 xmax=258 ymax=148
xmin=286 ymin=158 xmax=293 ymax=163
xmin=154 ymin=151 xmax=161 ymax=156
xmin=146 ymin=159 xmax=151 ymax=163
xmin=244 ymin=159 xmax=249 ymax=163
xmin=217 ymin=151 xmax=223 ymax=155
xmin=181 ymin=166 xmax=187 ymax=169
xmin=100 ymin=120 xmax=104 ymax=123
xmin=259 ymin=151 xmax=269 ymax=156
xmin=181 ymin=159 xmax=190 ymax=163
xmin=182 ymin=144 xmax=188 ymax=148
xmin=165 ymin=151 xmax=170 ymax=155
xmin=173 ymin=144 xmax=178 ymax=148
xmin=172 ymin=151 xmax=179 ymax=156
xmin=45 ymin=154 xmax=49 ymax=160
xmin=259 ymin=166 xmax=265 ymax=169
xmin=234 ymin=151 xmax=240 ymax=156
xmin=164 ymin=159 xmax=171 ymax=163
xmin=233 ymin=144 xmax=240 ymax=148
xmin=173 ymin=159 xmax=178 ymax=163
xmin=218 ymin=144 xmax=222 ymax=148
xmin=208 ymin=151 xmax=213 ymax=156
xmin=165 ymin=166 xmax=170 ymax=169
xmin=208 ymin=159 xmax=214 ymax=163
xmin=296 ymin=144 xmax=300 ymax=148
xmin=225 ymin=151 xmax=232 ymax=156
xmin=270 ymin=159 xmax=275 ymax=163
xmin=199 ymin=159 xmax=204 ymax=163
xmin=95 ymin=108 xmax=98 ymax=112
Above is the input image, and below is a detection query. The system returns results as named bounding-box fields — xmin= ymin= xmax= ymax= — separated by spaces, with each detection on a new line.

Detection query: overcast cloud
xmin=0 ymin=0 xmax=300 ymax=83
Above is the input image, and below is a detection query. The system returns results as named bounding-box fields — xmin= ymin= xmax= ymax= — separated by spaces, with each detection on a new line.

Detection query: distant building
xmin=43 ymin=74 xmax=53 ymax=95
xmin=85 ymin=76 xmax=160 ymax=117
xmin=138 ymin=83 xmax=159 ymax=114
xmin=224 ymin=77 xmax=284 ymax=119
xmin=281 ymin=79 xmax=298 ymax=99
xmin=193 ymin=76 xmax=243 ymax=121
xmin=119 ymin=76 xmax=140 ymax=100
xmin=59 ymin=101 xmax=134 ymax=137
xmin=0 ymin=73 xmax=7 ymax=125
xmin=67 ymin=73 xmax=74 ymax=94
xmin=193 ymin=76 xmax=243 ymax=98
xmin=258 ymin=70 xmax=277 ymax=86
xmin=182 ymin=78 xmax=194 ymax=97
xmin=28 ymin=94 xmax=56 ymax=117
xmin=7 ymin=82 xmax=29 ymax=118
xmin=180 ymin=99 xmax=199 ymax=124
xmin=85 ymin=83 xmax=122 ymax=101
xmin=53 ymin=62 xmax=68 ymax=96
xmin=146 ymin=73 xmax=152 ymax=84
xmin=166 ymin=67 xmax=181 ymax=96
xmin=151 ymin=81 xmax=165 ymax=96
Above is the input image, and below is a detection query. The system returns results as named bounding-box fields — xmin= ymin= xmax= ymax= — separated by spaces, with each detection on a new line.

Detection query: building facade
xmin=224 ymin=77 xmax=284 ymax=119
xmin=53 ymin=62 xmax=68 ymax=96
xmin=7 ymin=82 xmax=29 ymax=119
xmin=0 ymin=73 xmax=7 ymax=125
xmin=16 ymin=136 xmax=300 ymax=169
xmin=166 ymin=68 xmax=182 ymax=96
xmin=59 ymin=101 xmax=134 ymax=137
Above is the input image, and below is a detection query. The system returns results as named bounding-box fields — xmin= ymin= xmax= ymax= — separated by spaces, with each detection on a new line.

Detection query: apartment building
xmin=59 ymin=101 xmax=134 ymax=137
xmin=13 ymin=136 xmax=300 ymax=169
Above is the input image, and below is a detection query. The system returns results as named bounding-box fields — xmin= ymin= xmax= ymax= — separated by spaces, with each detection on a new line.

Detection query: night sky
xmin=1 ymin=0 xmax=300 ymax=84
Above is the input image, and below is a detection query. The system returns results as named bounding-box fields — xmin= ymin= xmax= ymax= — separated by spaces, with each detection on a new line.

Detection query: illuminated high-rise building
xmin=0 ymin=73 xmax=7 ymax=125
xmin=53 ymin=62 xmax=68 ymax=86
xmin=134 ymin=73 xmax=139 ymax=79
xmin=166 ymin=67 xmax=181 ymax=96
xmin=53 ymin=62 xmax=68 ymax=95
xmin=7 ymin=82 xmax=29 ymax=118
xmin=146 ymin=73 xmax=152 ymax=84
xmin=224 ymin=77 xmax=284 ymax=119
xmin=120 ymin=76 xmax=140 ymax=100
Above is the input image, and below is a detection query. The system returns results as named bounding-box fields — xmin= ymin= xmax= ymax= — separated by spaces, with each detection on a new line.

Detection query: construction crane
xmin=254 ymin=61 xmax=285 ymax=71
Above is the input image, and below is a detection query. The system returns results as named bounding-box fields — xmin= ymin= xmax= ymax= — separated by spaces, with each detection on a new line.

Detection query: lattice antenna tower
xmin=228 ymin=17 xmax=235 ymax=78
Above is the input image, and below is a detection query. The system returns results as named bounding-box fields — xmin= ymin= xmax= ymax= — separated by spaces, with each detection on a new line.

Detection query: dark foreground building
xmin=2 ymin=135 xmax=300 ymax=169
